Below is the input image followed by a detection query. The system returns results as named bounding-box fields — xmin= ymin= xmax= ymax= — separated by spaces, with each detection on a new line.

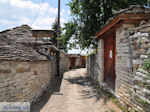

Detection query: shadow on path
xmin=31 ymin=76 xmax=63 ymax=112
xmin=64 ymin=75 xmax=112 ymax=105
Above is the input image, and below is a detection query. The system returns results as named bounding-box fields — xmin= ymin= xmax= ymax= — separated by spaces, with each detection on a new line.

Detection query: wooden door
xmin=69 ymin=57 xmax=76 ymax=69
xmin=104 ymin=36 xmax=116 ymax=89
xmin=81 ymin=56 xmax=86 ymax=68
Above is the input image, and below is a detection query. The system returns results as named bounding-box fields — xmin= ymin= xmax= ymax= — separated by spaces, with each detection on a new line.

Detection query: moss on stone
xmin=142 ymin=60 xmax=150 ymax=71
xmin=137 ymin=98 xmax=149 ymax=106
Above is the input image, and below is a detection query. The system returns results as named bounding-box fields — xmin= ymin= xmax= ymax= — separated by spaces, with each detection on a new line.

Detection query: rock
xmin=133 ymin=44 xmax=141 ymax=50
xmin=133 ymin=64 xmax=139 ymax=68
xmin=140 ymin=55 xmax=148 ymax=59
xmin=134 ymin=76 xmax=143 ymax=81
xmin=147 ymin=48 xmax=150 ymax=54
xmin=138 ymin=68 xmax=149 ymax=74
xmin=134 ymin=50 xmax=141 ymax=55
xmin=136 ymin=72 xmax=147 ymax=78
xmin=132 ymin=32 xmax=149 ymax=38
xmin=132 ymin=32 xmax=142 ymax=38
xmin=143 ymin=88 xmax=150 ymax=95
xmin=141 ymin=37 xmax=149 ymax=43
xmin=133 ymin=85 xmax=140 ymax=90
xmin=146 ymin=80 xmax=150 ymax=84
xmin=128 ymin=107 xmax=132 ymax=112
xmin=146 ymin=27 xmax=150 ymax=32
xmin=140 ymin=20 xmax=147 ymax=26
xmin=133 ymin=53 xmax=140 ymax=59
xmin=141 ymin=33 xmax=149 ymax=38
xmin=133 ymin=59 xmax=142 ymax=65
xmin=130 ymin=31 xmax=135 ymax=35
xmin=140 ymin=49 xmax=146 ymax=54
xmin=141 ymin=43 xmax=149 ymax=49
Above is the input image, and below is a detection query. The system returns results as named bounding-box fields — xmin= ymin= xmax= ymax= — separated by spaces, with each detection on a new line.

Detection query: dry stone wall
xmin=129 ymin=25 xmax=150 ymax=112
xmin=114 ymin=23 xmax=150 ymax=111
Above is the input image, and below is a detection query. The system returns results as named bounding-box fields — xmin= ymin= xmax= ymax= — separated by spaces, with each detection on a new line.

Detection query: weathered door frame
xmin=104 ymin=34 xmax=116 ymax=89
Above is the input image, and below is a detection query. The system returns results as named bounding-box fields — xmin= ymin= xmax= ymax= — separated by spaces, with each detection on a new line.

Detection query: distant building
xmin=69 ymin=54 xmax=86 ymax=69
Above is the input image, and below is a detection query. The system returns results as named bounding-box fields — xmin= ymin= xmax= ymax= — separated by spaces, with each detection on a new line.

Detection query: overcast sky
xmin=0 ymin=0 xmax=87 ymax=54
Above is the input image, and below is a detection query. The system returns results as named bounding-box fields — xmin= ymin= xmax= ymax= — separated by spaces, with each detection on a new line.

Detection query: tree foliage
xmin=60 ymin=0 xmax=150 ymax=50
xmin=51 ymin=18 xmax=68 ymax=51
xmin=52 ymin=18 xmax=72 ymax=51
xmin=51 ymin=19 xmax=58 ymax=46
xmin=59 ymin=22 xmax=77 ymax=51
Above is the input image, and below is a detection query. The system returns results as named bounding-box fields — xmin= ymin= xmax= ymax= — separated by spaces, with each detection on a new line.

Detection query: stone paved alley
xmin=31 ymin=68 xmax=121 ymax=112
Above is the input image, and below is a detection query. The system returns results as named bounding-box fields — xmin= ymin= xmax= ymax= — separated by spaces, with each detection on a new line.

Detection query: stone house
xmin=87 ymin=5 xmax=150 ymax=111
xmin=0 ymin=25 xmax=69 ymax=104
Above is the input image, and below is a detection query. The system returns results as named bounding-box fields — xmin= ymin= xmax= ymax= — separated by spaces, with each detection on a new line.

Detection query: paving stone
xmin=32 ymin=69 xmax=121 ymax=112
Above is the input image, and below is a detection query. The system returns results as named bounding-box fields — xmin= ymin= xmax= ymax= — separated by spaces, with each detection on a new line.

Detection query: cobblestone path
xmin=32 ymin=68 xmax=121 ymax=112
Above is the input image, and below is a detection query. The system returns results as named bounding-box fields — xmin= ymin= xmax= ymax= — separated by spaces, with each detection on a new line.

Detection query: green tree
xmin=59 ymin=22 xmax=78 ymax=51
xmin=51 ymin=18 xmax=58 ymax=46
xmin=62 ymin=0 xmax=150 ymax=50
xmin=52 ymin=18 xmax=69 ymax=51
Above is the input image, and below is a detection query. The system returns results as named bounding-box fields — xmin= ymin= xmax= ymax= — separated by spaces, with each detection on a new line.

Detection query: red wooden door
xmin=81 ymin=56 xmax=86 ymax=68
xmin=104 ymin=36 xmax=116 ymax=89
xmin=70 ymin=57 xmax=76 ymax=69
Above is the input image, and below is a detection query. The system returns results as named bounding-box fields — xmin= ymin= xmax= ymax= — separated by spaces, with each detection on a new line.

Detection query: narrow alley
xmin=31 ymin=69 xmax=120 ymax=112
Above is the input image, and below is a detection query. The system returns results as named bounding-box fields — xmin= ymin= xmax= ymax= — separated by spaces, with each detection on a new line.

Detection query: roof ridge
xmin=0 ymin=24 xmax=31 ymax=34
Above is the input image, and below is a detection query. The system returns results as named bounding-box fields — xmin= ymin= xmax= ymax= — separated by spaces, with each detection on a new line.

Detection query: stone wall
xmin=97 ymin=39 xmax=104 ymax=82
xmin=129 ymin=25 xmax=150 ymax=111
xmin=86 ymin=54 xmax=99 ymax=81
xmin=116 ymin=23 xmax=150 ymax=111
xmin=86 ymin=40 xmax=104 ymax=83
xmin=60 ymin=53 xmax=69 ymax=76
xmin=0 ymin=59 xmax=56 ymax=104
xmin=115 ymin=24 xmax=136 ymax=107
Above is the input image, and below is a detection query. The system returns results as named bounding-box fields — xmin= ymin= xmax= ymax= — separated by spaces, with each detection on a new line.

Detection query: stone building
xmin=0 ymin=25 xmax=69 ymax=104
xmin=87 ymin=5 xmax=150 ymax=111
xmin=69 ymin=54 xmax=86 ymax=69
